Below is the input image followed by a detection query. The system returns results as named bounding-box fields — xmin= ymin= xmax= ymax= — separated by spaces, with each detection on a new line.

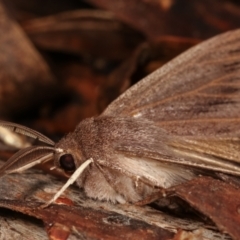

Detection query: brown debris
xmin=0 ymin=200 xmax=174 ymax=240
xmin=171 ymin=177 xmax=240 ymax=240
xmin=172 ymin=229 xmax=205 ymax=240
xmin=0 ymin=165 xmax=228 ymax=240
xmin=47 ymin=222 xmax=70 ymax=240
xmin=22 ymin=10 xmax=143 ymax=61
xmin=88 ymin=0 xmax=240 ymax=41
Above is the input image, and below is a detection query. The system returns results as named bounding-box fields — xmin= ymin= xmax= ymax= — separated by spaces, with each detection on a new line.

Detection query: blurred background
xmin=1 ymin=0 xmax=240 ymax=140
xmin=0 ymin=1 xmax=240 ymax=238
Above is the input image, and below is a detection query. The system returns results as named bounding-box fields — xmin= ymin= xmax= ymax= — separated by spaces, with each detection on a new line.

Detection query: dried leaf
xmin=22 ymin=10 xmax=143 ymax=61
xmin=0 ymin=1 xmax=56 ymax=118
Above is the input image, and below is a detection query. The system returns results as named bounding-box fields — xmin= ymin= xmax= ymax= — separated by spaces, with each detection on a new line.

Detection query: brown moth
xmin=1 ymin=29 xmax=240 ymax=206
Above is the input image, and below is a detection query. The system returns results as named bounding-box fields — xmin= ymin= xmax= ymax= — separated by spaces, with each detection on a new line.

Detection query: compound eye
xmin=59 ymin=154 xmax=76 ymax=172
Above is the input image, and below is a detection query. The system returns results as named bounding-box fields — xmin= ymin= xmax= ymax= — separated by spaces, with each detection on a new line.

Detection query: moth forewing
xmin=168 ymin=137 xmax=240 ymax=175
xmin=102 ymin=29 xmax=240 ymax=138
xmin=180 ymin=137 xmax=240 ymax=163
xmin=104 ymin=153 xmax=197 ymax=188
xmin=97 ymin=119 xmax=240 ymax=194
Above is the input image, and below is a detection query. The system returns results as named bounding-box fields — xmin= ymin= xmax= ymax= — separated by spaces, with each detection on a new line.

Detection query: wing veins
xmin=129 ymin=72 xmax=238 ymax=117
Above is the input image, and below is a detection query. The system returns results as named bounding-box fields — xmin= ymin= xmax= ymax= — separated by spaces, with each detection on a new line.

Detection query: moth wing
xmin=170 ymin=136 xmax=240 ymax=164
xmin=97 ymin=137 xmax=240 ymax=189
xmin=95 ymin=115 xmax=240 ymax=189
xmin=0 ymin=146 xmax=55 ymax=176
xmin=98 ymin=153 xmax=197 ymax=189
xmin=102 ymin=29 xmax=240 ymax=179
xmin=0 ymin=121 xmax=55 ymax=146
xmin=102 ymin=29 xmax=240 ymax=138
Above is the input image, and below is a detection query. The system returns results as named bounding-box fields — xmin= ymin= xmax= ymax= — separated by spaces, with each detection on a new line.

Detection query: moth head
xmin=57 ymin=153 xmax=76 ymax=173
xmin=54 ymin=148 xmax=79 ymax=176
xmin=54 ymin=135 xmax=86 ymax=176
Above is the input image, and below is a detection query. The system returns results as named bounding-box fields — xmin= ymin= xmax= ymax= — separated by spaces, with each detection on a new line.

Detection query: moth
xmin=0 ymin=29 xmax=240 ymax=206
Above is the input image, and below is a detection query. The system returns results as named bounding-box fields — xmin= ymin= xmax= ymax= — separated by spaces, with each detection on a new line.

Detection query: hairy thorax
xmin=76 ymin=164 xmax=157 ymax=204
xmin=56 ymin=116 xmax=160 ymax=203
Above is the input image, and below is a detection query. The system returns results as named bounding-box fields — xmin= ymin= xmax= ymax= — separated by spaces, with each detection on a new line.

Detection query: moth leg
xmin=134 ymin=190 xmax=164 ymax=206
xmin=41 ymin=158 xmax=93 ymax=208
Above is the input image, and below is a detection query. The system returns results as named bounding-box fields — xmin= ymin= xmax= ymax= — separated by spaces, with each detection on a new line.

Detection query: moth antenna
xmin=41 ymin=158 xmax=93 ymax=208
xmin=0 ymin=121 xmax=55 ymax=146
xmin=0 ymin=146 xmax=55 ymax=176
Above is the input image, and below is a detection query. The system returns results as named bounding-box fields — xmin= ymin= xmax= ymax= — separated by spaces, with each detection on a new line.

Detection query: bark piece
xmin=0 ymin=161 xmax=229 ymax=239
xmin=172 ymin=177 xmax=240 ymax=240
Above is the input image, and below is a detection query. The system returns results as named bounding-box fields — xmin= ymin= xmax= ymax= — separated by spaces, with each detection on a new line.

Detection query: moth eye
xmin=59 ymin=154 xmax=76 ymax=172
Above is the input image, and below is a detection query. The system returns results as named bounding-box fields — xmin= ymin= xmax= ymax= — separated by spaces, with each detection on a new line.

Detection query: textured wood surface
xmin=0 ymin=160 xmax=230 ymax=240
